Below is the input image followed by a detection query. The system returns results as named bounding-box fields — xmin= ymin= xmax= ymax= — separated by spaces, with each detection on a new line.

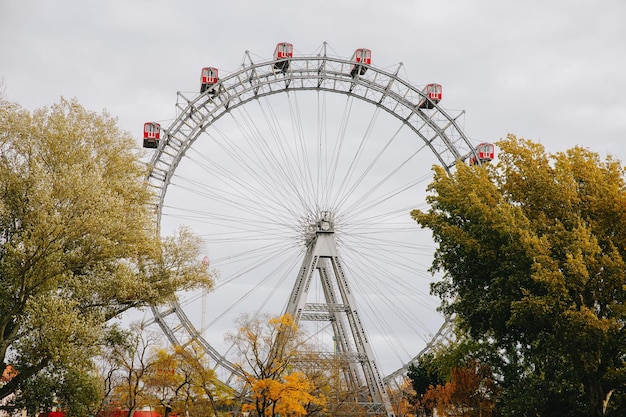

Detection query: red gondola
xmin=469 ymin=142 xmax=495 ymax=165
xmin=274 ymin=42 xmax=293 ymax=59
xmin=273 ymin=42 xmax=294 ymax=73
xmin=200 ymin=67 xmax=219 ymax=94
xmin=350 ymin=48 xmax=372 ymax=78
xmin=418 ymin=83 xmax=442 ymax=109
xmin=143 ymin=122 xmax=160 ymax=149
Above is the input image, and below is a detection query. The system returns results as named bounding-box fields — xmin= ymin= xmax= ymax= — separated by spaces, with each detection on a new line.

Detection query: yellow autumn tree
xmin=150 ymin=344 xmax=229 ymax=417
xmin=226 ymin=314 xmax=325 ymax=417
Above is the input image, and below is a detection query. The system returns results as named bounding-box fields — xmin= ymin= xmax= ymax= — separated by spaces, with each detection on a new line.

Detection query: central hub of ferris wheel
xmin=316 ymin=211 xmax=334 ymax=233
xmin=300 ymin=210 xmax=337 ymax=248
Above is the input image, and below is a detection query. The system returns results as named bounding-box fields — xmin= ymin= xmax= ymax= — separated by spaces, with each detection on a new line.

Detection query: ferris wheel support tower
xmin=286 ymin=211 xmax=394 ymax=416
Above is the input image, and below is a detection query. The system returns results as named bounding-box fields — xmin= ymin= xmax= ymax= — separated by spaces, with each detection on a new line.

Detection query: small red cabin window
xmin=201 ymin=67 xmax=219 ymax=85
xmin=201 ymin=67 xmax=219 ymax=94
xmin=143 ymin=122 xmax=160 ymax=149
xmin=144 ymin=122 xmax=160 ymax=140
xmin=352 ymin=48 xmax=372 ymax=65
xmin=469 ymin=142 xmax=495 ymax=165
xmin=477 ymin=142 xmax=495 ymax=161
xmin=274 ymin=42 xmax=293 ymax=59
xmin=418 ymin=84 xmax=442 ymax=109
xmin=425 ymin=84 xmax=443 ymax=102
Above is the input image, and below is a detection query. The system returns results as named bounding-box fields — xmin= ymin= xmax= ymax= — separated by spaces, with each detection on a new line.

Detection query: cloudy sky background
xmin=2 ymin=0 xmax=626 ymax=375
xmin=3 ymin=0 xmax=625 ymax=159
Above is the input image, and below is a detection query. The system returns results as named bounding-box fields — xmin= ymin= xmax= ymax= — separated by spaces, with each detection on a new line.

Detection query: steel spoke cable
xmin=347 ymin=237 xmax=434 ymax=275
xmin=167 ymin=176 xmax=288 ymax=229
xmin=347 ymin=276 xmax=413 ymax=364
xmin=160 ymin=206 xmax=292 ymax=233
xmin=339 ymin=253 xmax=436 ymax=363
xmin=323 ymin=94 xmax=354 ymax=209
xmin=170 ymin=160 xmax=271 ymax=212
xmin=260 ymin=94 xmax=316 ymax=210
xmin=325 ymin=94 xmax=356 ymax=206
xmin=181 ymin=137 xmax=293 ymax=216
xmin=204 ymin=249 xmax=301 ymax=327
xmin=344 ymin=234 xmax=435 ymax=258
xmin=175 ymin=240 xmax=296 ymax=310
xmin=208 ymin=243 xmax=299 ymax=277
xmin=225 ymin=108 xmax=310 ymax=214
xmin=257 ymin=94 xmax=317 ymax=211
xmin=337 ymin=143 xmax=431 ymax=217
xmin=343 ymin=239 xmax=432 ymax=271
xmin=339 ymin=233 xmax=439 ymax=309
xmin=182 ymin=141 xmax=306 ymax=222
xmin=161 ymin=207 xmax=298 ymax=242
xmin=246 ymin=97 xmax=317 ymax=212
xmin=200 ymin=107 xmax=306 ymax=218
xmin=345 ymin=202 xmax=424 ymax=234
xmin=339 ymin=229 xmax=435 ymax=300
xmin=344 ymin=251 xmax=440 ymax=344
xmin=339 ymin=146 xmax=432 ymax=218
xmin=169 ymin=173 xmax=282 ymax=219
xmin=342 ymin=235 xmax=435 ymax=276
xmin=284 ymin=91 xmax=318 ymax=210
xmin=315 ymin=90 xmax=327 ymax=211
xmin=204 ymin=118 xmax=273 ymax=181
xmin=160 ymin=206 xmax=290 ymax=245
xmin=341 ymin=241 xmax=437 ymax=307
xmin=177 ymin=243 xmax=293 ymax=314
xmin=341 ymin=226 xmax=434 ymax=266
xmin=331 ymin=104 xmax=382 ymax=210
xmin=331 ymin=122 xmax=406 ymax=213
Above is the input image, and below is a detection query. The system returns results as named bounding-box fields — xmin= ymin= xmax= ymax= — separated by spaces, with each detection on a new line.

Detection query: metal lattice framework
xmin=146 ymin=43 xmax=479 ymax=415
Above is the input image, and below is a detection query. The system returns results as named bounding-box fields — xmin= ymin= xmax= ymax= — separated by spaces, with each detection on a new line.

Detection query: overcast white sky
xmin=2 ymin=0 xmax=625 ymax=159
xmin=2 ymin=0 xmax=626 ymax=375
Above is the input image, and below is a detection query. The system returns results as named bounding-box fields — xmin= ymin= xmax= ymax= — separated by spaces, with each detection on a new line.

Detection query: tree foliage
xmin=411 ymin=135 xmax=626 ymax=416
xmin=94 ymin=325 xmax=227 ymax=417
xmin=226 ymin=314 xmax=326 ymax=417
xmin=0 ymin=97 xmax=213 ymax=410
xmin=407 ymin=340 xmax=500 ymax=417
xmin=407 ymin=353 xmax=442 ymax=416
xmin=108 ymin=324 xmax=162 ymax=417
xmin=145 ymin=344 xmax=229 ymax=417
xmin=419 ymin=358 xmax=499 ymax=417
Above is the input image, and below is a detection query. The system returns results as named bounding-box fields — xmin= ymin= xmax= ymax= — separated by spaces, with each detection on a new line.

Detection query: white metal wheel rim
xmin=147 ymin=46 xmax=477 ymax=388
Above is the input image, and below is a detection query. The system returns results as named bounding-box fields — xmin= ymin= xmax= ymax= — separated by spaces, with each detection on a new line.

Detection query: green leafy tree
xmin=411 ymin=135 xmax=626 ymax=416
xmin=407 ymin=353 xmax=443 ymax=417
xmin=408 ymin=335 xmax=504 ymax=416
xmin=0 ymin=97 xmax=213 ymax=411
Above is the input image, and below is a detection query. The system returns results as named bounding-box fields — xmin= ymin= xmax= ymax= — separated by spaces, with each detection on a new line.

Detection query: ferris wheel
xmin=143 ymin=42 xmax=492 ymax=415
